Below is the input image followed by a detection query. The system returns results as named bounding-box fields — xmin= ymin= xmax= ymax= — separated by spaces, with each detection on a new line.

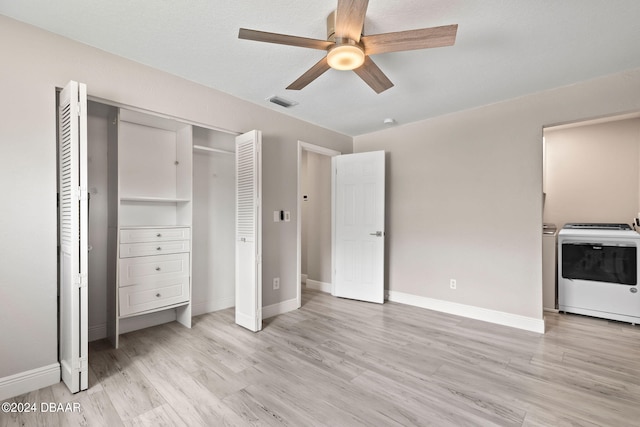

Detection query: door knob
xmin=369 ymin=231 xmax=383 ymax=237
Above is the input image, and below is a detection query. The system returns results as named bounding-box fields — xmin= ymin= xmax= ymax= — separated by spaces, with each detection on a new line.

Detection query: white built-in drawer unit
xmin=119 ymin=278 xmax=189 ymax=317
xmin=119 ymin=252 xmax=190 ymax=287
xmin=109 ymin=110 xmax=194 ymax=348
xmin=120 ymin=240 xmax=190 ymax=258
xmin=120 ymin=227 xmax=190 ymax=244
xmin=117 ymin=226 xmax=191 ymax=317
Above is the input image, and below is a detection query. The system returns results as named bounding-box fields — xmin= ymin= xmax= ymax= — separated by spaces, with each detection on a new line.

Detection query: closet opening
xmin=191 ymin=127 xmax=236 ymax=316
xmin=67 ymin=98 xmax=238 ymax=348
xmin=297 ymin=141 xmax=341 ymax=305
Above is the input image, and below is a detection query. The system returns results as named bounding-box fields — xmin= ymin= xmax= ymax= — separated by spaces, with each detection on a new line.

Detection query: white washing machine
xmin=558 ymin=223 xmax=640 ymax=324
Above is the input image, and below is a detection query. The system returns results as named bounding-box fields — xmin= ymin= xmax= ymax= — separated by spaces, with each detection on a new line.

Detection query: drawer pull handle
xmin=156 ymin=233 xmax=162 ymax=237
xmin=156 ymin=247 xmax=162 ymax=251
xmin=155 ymin=267 xmax=161 ymax=271
xmin=156 ymin=293 xmax=161 ymax=298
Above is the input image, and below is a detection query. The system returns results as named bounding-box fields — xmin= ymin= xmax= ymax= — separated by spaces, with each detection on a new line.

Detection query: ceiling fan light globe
xmin=327 ymin=44 xmax=365 ymax=71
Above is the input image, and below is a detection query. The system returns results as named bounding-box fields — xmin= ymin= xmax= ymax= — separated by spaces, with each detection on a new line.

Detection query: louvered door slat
xmin=236 ymin=142 xmax=256 ymax=240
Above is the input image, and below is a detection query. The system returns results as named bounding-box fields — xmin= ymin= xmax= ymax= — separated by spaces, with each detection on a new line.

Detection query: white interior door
xmin=333 ymin=151 xmax=385 ymax=303
xmin=59 ymin=80 xmax=89 ymax=393
xmin=235 ymin=130 xmax=262 ymax=331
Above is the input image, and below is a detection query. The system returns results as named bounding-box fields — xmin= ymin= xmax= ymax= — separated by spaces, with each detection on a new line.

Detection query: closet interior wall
xmin=86 ymin=100 xmax=236 ymax=342
xmin=87 ymin=101 xmax=112 ymax=341
xmin=191 ymin=127 xmax=236 ymax=315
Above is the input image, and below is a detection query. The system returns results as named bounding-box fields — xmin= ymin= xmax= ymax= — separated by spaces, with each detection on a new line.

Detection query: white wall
xmin=544 ymin=118 xmax=640 ymax=227
xmin=0 ymin=15 xmax=351 ymax=397
xmin=354 ymin=68 xmax=640 ymax=325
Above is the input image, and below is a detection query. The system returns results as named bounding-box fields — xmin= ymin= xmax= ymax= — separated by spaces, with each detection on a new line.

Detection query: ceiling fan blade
xmin=239 ymin=28 xmax=333 ymax=50
xmin=335 ymin=0 xmax=369 ymax=42
xmin=287 ymin=57 xmax=331 ymax=90
xmin=362 ymin=24 xmax=458 ymax=55
xmin=353 ymin=56 xmax=394 ymax=94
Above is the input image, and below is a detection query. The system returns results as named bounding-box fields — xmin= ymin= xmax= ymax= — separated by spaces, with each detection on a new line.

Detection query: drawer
xmin=119 ymin=278 xmax=189 ymax=317
xmin=119 ymin=253 xmax=189 ymax=287
xmin=120 ymin=227 xmax=190 ymax=244
xmin=120 ymin=240 xmax=189 ymax=258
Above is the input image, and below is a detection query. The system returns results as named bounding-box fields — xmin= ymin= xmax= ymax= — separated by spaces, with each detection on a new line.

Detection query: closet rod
xmin=193 ymin=145 xmax=234 ymax=155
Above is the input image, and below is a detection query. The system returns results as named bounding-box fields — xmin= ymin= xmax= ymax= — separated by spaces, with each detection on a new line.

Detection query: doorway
xmin=296 ymin=142 xmax=341 ymax=306
xmin=541 ymin=112 xmax=640 ymax=312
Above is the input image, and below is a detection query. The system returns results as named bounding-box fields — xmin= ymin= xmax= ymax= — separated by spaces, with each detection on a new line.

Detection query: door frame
xmin=296 ymin=141 xmax=341 ymax=307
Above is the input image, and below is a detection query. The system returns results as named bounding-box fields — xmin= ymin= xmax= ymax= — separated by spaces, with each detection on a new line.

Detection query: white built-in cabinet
xmin=84 ymin=103 xmax=236 ymax=348
xmin=107 ymin=109 xmax=194 ymax=348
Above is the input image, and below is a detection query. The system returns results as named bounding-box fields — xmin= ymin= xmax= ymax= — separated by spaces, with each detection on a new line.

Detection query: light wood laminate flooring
xmin=3 ymin=287 xmax=640 ymax=426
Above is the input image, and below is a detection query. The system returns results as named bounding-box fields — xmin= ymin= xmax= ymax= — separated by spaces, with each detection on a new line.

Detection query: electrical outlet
xmin=284 ymin=211 xmax=291 ymax=222
xmin=273 ymin=277 xmax=280 ymax=290
xmin=450 ymin=279 xmax=457 ymax=290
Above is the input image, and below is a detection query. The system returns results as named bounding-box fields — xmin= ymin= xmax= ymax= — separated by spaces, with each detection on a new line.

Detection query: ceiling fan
xmin=238 ymin=0 xmax=458 ymax=94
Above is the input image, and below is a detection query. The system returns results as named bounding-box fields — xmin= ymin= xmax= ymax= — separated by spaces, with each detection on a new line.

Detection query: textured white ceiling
xmin=2 ymin=0 xmax=640 ymax=136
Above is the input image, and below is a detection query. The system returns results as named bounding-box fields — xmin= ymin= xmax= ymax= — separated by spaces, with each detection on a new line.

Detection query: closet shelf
xmin=118 ymin=300 xmax=191 ymax=319
xmin=193 ymin=145 xmax=234 ymax=155
xmin=120 ymin=196 xmax=191 ymax=203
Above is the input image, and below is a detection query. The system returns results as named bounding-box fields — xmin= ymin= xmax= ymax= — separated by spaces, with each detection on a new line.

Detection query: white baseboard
xmin=88 ymin=323 xmax=107 ymax=342
xmin=0 ymin=363 xmax=60 ymax=401
xmin=306 ymin=279 xmax=332 ymax=294
xmin=387 ymin=290 xmax=545 ymax=334
xmin=262 ymin=297 xmax=299 ymax=319
xmin=301 ymin=274 xmax=308 ymax=284
xmin=192 ymin=297 xmax=235 ymax=317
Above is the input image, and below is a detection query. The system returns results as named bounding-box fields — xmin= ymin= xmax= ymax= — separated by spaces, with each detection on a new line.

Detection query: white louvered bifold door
xmin=59 ymin=81 xmax=89 ymax=393
xmin=235 ymin=130 xmax=262 ymax=332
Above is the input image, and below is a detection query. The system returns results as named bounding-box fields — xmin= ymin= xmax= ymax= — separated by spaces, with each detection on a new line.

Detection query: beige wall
xmin=544 ymin=118 xmax=640 ymax=227
xmin=0 ymin=15 xmax=351 ymax=384
xmin=354 ymin=68 xmax=640 ymax=320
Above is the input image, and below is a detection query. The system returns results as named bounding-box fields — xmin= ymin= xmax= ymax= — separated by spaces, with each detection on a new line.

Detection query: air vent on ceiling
xmin=266 ymin=95 xmax=298 ymax=108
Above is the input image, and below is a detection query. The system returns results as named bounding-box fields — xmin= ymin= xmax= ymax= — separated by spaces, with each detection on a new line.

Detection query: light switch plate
xmin=273 ymin=211 xmax=280 ymax=222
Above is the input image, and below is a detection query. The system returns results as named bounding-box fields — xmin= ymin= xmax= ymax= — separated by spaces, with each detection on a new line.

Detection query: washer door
xmin=562 ymin=242 xmax=637 ymax=285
